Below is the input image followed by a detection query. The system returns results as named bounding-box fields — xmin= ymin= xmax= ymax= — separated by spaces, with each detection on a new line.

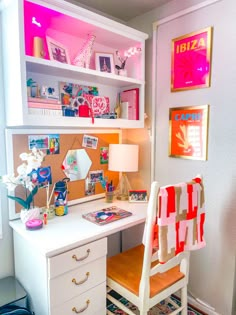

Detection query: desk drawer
xmin=50 ymin=282 xmax=106 ymax=315
xmin=48 ymin=238 xmax=107 ymax=278
xmin=49 ymin=256 xmax=106 ymax=307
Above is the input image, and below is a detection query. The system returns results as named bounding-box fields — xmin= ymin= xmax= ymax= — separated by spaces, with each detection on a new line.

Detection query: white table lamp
xmin=108 ymin=144 xmax=139 ymax=200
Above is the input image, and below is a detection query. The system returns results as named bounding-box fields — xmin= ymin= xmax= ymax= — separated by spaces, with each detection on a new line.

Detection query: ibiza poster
xmin=171 ymin=27 xmax=213 ymax=92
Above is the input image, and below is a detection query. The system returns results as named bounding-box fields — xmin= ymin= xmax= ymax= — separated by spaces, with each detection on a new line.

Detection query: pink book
xmin=120 ymin=88 xmax=139 ymax=120
xmin=28 ymin=102 xmax=62 ymax=110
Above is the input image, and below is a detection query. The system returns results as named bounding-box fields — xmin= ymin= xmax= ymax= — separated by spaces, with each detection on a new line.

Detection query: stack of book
xmin=28 ymin=97 xmax=62 ymax=116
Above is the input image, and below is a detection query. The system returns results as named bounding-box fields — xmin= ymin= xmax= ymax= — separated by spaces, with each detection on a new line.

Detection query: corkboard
xmin=11 ymin=132 xmax=120 ymax=214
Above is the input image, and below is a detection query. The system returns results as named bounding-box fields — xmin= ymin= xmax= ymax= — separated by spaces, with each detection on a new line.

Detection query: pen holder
xmin=105 ymin=191 xmax=114 ymax=203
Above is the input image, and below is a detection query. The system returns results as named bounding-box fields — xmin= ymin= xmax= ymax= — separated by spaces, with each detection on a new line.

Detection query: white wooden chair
xmin=107 ymin=181 xmax=190 ymax=315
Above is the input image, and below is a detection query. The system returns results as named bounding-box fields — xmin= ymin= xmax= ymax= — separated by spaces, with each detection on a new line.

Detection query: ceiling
xmin=68 ymin=0 xmax=173 ymax=22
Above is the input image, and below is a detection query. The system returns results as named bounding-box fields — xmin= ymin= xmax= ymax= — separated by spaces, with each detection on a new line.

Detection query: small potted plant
xmin=115 ymin=50 xmax=128 ymax=76
xmin=115 ymin=47 xmax=142 ymax=76
xmin=0 ymin=147 xmax=45 ymax=223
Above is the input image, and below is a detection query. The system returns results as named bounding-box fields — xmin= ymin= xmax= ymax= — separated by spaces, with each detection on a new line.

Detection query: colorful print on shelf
xmin=59 ymin=82 xmax=99 ymax=105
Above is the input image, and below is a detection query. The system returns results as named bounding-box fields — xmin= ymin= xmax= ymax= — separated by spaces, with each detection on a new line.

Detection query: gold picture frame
xmin=169 ymin=105 xmax=209 ymax=160
xmin=171 ymin=27 xmax=213 ymax=92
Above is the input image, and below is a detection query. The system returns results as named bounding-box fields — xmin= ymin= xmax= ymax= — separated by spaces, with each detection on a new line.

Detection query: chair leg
xmin=181 ymin=286 xmax=188 ymax=315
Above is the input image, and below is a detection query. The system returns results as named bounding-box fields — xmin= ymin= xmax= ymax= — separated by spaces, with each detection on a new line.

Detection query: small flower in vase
xmin=115 ymin=47 xmax=142 ymax=76
xmin=0 ymin=147 xmax=46 ymax=223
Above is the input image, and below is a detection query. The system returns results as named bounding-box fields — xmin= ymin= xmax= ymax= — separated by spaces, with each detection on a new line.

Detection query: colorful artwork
xmin=30 ymin=166 xmax=52 ymax=188
xmin=46 ymin=134 xmax=60 ymax=155
xmin=28 ymin=135 xmax=49 ymax=150
xmin=171 ymin=27 xmax=213 ymax=91
xmin=169 ymin=105 xmax=209 ymax=160
xmin=100 ymin=147 xmax=109 ymax=164
xmin=59 ymin=82 xmax=99 ymax=105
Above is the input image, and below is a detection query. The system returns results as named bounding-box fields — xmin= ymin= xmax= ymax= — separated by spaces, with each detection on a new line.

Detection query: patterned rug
xmin=107 ymin=290 xmax=207 ymax=315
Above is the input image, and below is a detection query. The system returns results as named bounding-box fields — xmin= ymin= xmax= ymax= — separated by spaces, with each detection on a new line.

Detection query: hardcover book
xmin=120 ymin=88 xmax=139 ymax=120
xmin=82 ymin=206 xmax=132 ymax=225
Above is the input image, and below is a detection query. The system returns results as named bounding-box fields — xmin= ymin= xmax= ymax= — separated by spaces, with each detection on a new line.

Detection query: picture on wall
xmin=171 ymin=27 xmax=213 ymax=92
xmin=169 ymin=105 xmax=209 ymax=160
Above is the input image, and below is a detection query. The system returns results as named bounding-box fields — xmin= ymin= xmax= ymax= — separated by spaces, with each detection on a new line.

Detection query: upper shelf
xmin=26 ymin=56 xmax=144 ymax=88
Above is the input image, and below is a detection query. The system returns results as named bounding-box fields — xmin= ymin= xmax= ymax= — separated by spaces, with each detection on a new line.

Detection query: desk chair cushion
xmin=107 ymin=244 xmax=185 ymax=298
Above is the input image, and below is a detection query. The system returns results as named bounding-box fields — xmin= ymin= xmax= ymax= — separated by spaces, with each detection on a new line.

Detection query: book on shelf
xmin=28 ymin=97 xmax=61 ymax=104
xmin=120 ymin=88 xmax=139 ymax=120
xmin=82 ymin=206 xmax=132 ymax=225
xmin=28 ymin=108 xmax=63 ymax=116
xmin=28 ymin=101 xmax=62 ymax=110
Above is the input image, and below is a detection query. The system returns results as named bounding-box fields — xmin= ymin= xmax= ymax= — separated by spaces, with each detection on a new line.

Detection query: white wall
xmin=129 ymin=0 xmax=236 ymax=314
xmin=0 ymin=11 xmax=14 ymax=278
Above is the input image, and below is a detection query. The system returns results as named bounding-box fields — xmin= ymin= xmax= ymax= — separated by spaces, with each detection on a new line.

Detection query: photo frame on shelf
xmin=169 ymin=105 xmax=209 ymax=160
xmin=171 ymin=27 xmax=213 ymax=92
xmin=46 ymin=36 xmax=71 ymax=64
xmin=95 ymin=52 xmax=115 ymax=74
xmin=128 ymin=190 xmax=148 ymax=203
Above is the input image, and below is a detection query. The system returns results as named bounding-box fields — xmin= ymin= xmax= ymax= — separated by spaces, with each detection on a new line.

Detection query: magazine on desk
xmin=82 ymin=206 xmax=132 ymax=225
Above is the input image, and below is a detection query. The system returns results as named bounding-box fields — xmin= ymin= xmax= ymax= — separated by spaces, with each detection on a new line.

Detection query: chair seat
xmin=107 ymin=244 xmax=185 ymax=298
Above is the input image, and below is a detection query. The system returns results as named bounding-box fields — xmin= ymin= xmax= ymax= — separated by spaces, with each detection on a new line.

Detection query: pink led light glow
xmin=24 ymin=0 xmax=62 ymax=58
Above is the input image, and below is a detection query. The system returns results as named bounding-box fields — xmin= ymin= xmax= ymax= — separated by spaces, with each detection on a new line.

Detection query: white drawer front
xmin=50 ymin=282 xmax=106 ymax=315
xmin=50 ymin=256 xmax=106 ymax=307
xmin=48 ymin=237 xmax=107 ymax=278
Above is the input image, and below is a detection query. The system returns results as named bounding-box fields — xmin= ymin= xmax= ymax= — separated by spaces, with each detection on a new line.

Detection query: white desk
xmin=10 ymin=198 xmax=147 ymax=315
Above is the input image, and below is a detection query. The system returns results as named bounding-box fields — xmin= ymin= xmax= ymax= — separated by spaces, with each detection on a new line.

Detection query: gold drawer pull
xmin=72 ymin=300 xmax=90 ymax=313
xmin=72 ymin=249 xmax=90 ymax=262
xmin=72 ymin=272 xmax=90 ymax=285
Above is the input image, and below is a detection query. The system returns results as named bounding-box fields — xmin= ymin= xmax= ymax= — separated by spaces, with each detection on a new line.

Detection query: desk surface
xmin=10 ymin=198 xmax=147 ymax=257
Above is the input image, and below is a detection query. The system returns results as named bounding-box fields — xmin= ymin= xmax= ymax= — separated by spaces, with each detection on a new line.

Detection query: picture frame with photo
xmin=95 ymin=52 xmax=115 ymax=74
xmin=46 ymin=36 xmax=70 ymax=64
xmin=128 ymin=190 xmax=148 ymax=203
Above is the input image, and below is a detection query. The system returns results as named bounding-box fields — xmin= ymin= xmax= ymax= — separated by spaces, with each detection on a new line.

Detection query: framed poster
xmin=171 ymin=27 xmax=213 ymax=92
xmin=169 ymin=105 xmax=209 ymax=160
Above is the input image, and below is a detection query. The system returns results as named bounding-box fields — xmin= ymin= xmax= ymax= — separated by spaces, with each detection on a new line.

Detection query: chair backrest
xmin=140 ymin=178 xmax=201 ymax=303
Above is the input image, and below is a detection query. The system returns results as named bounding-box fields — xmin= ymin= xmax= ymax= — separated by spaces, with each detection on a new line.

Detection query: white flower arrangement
xmin=0 ymin=147 xmax=45 ymax=210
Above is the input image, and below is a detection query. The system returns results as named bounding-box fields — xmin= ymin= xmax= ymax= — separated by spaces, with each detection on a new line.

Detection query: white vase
xmin=20 ymin=207 xmax=40 ymax=224
xmin=118 ymin=69 xmax=127 ymax=76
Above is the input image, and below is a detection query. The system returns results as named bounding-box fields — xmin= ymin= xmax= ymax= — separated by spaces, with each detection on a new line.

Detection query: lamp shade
xmin=108 ymin=144 xmax=139 ymax=172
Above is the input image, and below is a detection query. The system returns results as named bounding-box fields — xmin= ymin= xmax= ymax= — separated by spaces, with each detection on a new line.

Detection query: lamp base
xmin=115 ymin=173 xmax=131 ymax=201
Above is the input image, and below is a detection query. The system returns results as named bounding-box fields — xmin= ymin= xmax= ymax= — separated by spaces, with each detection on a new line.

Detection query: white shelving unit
xmin=2 ymin=0 xmax=148 ymax=128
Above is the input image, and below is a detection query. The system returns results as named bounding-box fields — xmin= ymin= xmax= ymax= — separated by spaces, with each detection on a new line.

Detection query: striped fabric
xmin=157 ymin=177 xmax=206 ymax=263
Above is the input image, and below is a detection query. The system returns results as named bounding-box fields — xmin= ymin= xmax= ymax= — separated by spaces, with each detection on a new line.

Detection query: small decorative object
xmin=95 ymin=52 xmax=115 ymax=74
xmin=115 ymin=46 xmax=141 ymax=76
xmin=46 ymin=36 xmax=70 ymax=64
xmin=114 ymin=93 xmax=121 ymax=118
xmin=72 ymin=34 xmax=96 ymax=68
xmin=54 ymin=178 xmax=70 ymax=216
xmin=0 ymin=147 xmax=45 ymax=223
xmin=171 ymin=27 xmax=213 ymax=91
xmin=25 ymin=218 xmax=43 ymax=230
xmin=169 ymin=105 xmax=209 ymax=160
xmin=33 ymin=36 xmax=45 ymax=58
xmin=128 ymin=190 xmax=148 ymax=203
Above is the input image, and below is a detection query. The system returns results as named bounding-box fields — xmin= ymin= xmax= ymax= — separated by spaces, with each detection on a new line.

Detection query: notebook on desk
xmin=82 ymin=206 xmax=132 ymax=225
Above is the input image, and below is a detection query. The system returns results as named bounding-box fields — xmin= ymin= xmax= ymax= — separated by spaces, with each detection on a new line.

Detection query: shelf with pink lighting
xmin=2 ymin=0 xmax=148 ymax=129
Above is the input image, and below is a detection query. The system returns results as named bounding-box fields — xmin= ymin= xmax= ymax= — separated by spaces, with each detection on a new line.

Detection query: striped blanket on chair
xmin=157 ymin=176 xmax=206 ymax=263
